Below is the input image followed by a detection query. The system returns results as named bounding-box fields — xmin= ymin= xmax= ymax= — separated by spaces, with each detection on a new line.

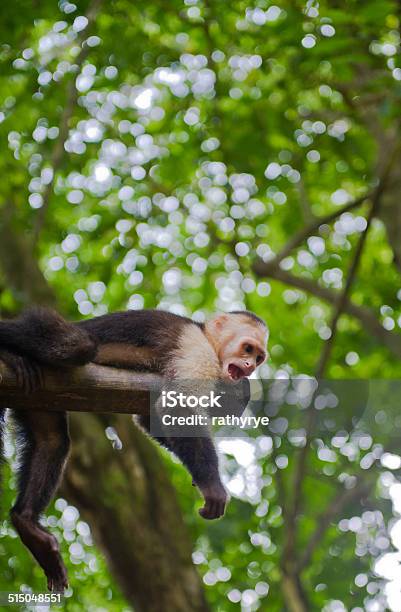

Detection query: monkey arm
xmin=141 ymin=376 xmax=230 ymax=520
xmin=138 ymin=412 xmax=228 ymax=521
xmin=93 ymin=343 xmax=160 ymax=371
xmin=167 ymin=436 xmax=228 ymax=520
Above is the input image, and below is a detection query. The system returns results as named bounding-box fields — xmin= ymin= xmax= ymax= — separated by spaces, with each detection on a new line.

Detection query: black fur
xmin=77 ymin=309 xmax=198 ymax=370
xmin=10 ymin=411 xmax=70 ymax=591
xmin=137 ymin=414 xmax=227 ymax=521
xmin=229 ymin=310 xmax=267 ymax=327
xmin=0 ymin=308 xmax=97 ymax=367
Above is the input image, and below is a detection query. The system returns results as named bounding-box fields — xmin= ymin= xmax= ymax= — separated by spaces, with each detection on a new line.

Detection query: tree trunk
xmin=62 ymin=413 xmax=209 ymax=612
xmin=0 ymin=209 xmax=57 ymax=308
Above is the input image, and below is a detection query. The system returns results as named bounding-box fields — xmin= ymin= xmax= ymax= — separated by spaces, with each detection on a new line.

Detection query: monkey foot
xmin=198 ymin=483 xmax=229 ymax=520
xmin=47 ymin=563 xmax=68 ymax=592
xmin=0 ymin=350 xmax=43 ymax=393
xmin=45 ymin=546 xmax=68 ymax=592
xmin=10 ymin=511 xmax=68 ymax=593
xmin=17 ymin=359 xmax=43 ymax=394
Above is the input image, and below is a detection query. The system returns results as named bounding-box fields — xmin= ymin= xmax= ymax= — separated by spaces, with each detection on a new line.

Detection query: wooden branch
xmin=0 ymin=362 xmax=161 ymax=414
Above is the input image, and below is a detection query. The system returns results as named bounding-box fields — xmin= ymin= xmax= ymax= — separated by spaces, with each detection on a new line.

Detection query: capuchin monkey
xmin=0 ymin=307 xmax=268 ymax=591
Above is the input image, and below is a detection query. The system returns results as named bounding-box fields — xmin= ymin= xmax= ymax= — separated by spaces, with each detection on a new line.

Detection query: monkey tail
xmin=0 ymin=307 xmax=97 ymax=367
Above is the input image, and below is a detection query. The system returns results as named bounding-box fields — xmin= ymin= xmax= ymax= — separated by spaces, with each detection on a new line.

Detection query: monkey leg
xmin=10 ymin=411 xmax=70 ymax=591
xmin=137 ymin=416 xmax=228 ymax=520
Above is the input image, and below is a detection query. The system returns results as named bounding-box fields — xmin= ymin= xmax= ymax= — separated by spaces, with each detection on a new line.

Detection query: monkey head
xmin=205 ymin=312 xmax=268 ymax=381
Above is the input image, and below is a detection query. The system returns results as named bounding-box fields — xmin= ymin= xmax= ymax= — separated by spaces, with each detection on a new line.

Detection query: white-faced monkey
xmin=0 ymin=307 xmax=268 ymax=591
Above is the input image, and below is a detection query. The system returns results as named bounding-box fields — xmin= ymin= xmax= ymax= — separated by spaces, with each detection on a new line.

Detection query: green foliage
xmin=1 ymin=0 xmax=401 ymax=609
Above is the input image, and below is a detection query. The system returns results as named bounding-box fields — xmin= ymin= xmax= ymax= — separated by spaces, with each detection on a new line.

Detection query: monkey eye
xmin=244 ymin=344 xmax=254 ymax=354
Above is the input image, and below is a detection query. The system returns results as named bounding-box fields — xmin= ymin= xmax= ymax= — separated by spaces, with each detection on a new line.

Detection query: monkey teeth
xmin=228 ymin=364 xmax=245 ymax=380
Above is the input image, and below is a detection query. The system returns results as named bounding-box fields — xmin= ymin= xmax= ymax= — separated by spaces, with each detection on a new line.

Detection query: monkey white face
xmin=206 ymin=314 xmax=268 ymax=381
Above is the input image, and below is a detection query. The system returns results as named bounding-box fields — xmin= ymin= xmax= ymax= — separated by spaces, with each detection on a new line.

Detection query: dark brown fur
xmin=94 ymin=344 xmax=159 ymax=370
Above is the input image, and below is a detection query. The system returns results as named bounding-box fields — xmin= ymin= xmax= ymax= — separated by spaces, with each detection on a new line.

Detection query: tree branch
xmin=281 ymin=177 xmax=386 ymax=591
xmin=296 ymin=477 xmax=373 ymax=573
xmin=296 ymin=177 xmax=316 ymax=224
xmin=315 ymin=190 xmax=381 ymax=378
xmin=272 ymin=192 xmax=370 ymax=265
xmin=281 ymin=574 xmax=309 ymax=612
xmin=0 ymin=362 xmax=161 ymax=414
xmin=252 ymin=263 xmax=401 ymax=360
xmin=291 ymin=194 xmax=378 ymax=511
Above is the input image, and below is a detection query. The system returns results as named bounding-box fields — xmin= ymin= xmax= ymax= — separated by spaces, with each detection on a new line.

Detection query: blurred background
xmin=1 ymin=0 xmax=401 ymax=610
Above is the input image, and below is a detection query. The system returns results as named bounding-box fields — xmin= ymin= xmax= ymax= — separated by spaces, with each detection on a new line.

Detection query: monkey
xmin=0 ymin=307 xmax=268 ymax=591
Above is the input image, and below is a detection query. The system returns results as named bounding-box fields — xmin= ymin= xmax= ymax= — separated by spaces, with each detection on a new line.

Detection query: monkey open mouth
xmin=228 ymin=363 xmax=246 ymax=380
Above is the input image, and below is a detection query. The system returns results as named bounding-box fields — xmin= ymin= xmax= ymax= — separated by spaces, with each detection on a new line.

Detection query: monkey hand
xmin=46 ymin=562 xmax=69 ymax=593
xmin=0 ymin=349 xmax=43 ymax=394
xmin=198 ymin=481 xmax=229 ymax=520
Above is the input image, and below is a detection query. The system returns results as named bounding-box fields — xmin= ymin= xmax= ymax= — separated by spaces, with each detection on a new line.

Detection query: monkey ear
xmin=213 ymin=314 xmax=229 ymax=330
